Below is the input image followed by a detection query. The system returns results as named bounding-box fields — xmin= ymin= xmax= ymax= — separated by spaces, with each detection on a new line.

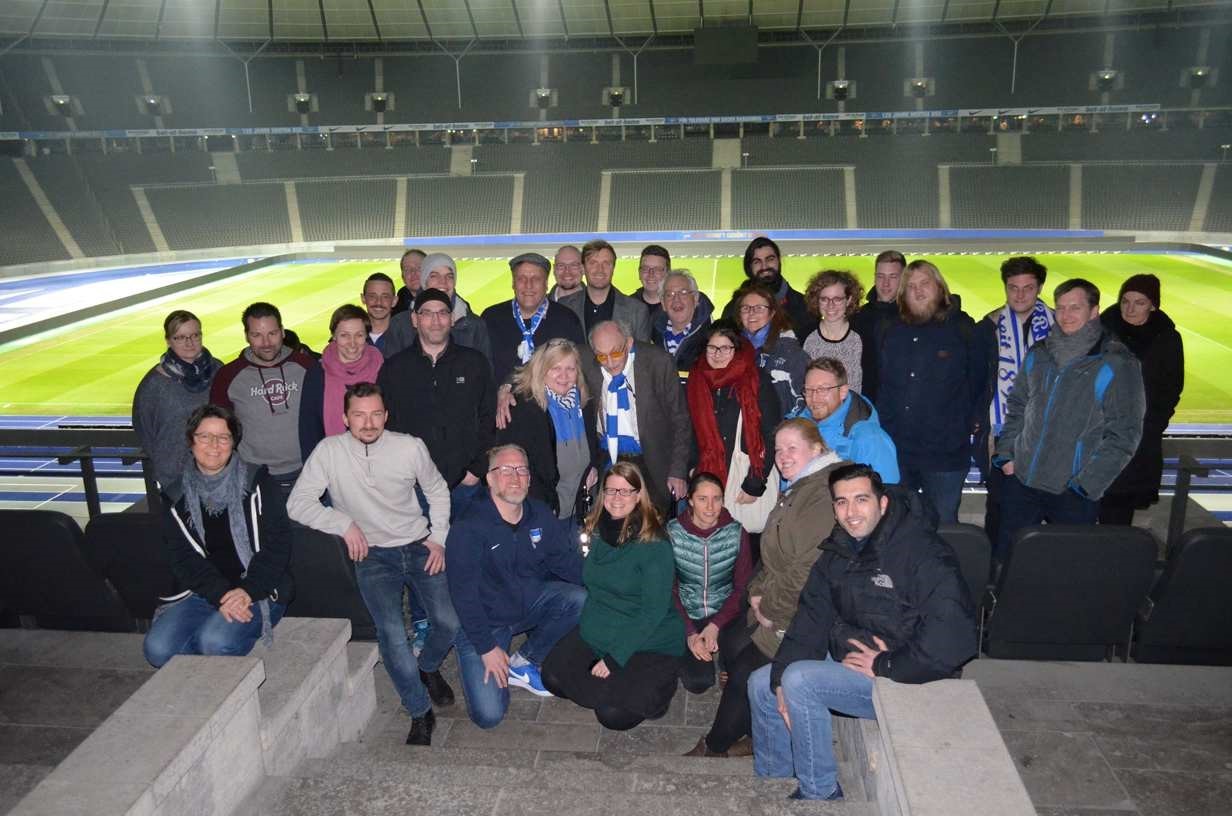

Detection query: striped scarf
xmin=603 ymin=371 xmax=641 ymax=464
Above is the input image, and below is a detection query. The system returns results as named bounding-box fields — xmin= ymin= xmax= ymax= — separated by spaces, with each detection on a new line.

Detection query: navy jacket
xmin=770 ymin=488 xmax=976 ymax=690
xmin=445 ymin=493 xmax=585 ymax=655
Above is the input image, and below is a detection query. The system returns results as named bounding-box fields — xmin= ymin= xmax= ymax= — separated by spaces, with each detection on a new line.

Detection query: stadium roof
xmin=0 ymin=0 xmax=1226 ymax=44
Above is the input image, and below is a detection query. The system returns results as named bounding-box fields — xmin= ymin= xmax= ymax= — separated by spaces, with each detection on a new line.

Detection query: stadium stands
xmin=1204 ymin=165 xmax=1232 ymax=233
xmin=855 ymin=157 xmax=940 ymax=229
xmin=234 ymin=146 xmax=449 ymax=180
xmin=950 ymin=164 xmax=1070 ymax=229
xmin=298 ymin=178 xmax=397 ymax=241
xmin=732 ymin=167 xmax=847 ymax=229
xmin=608 ymin=169 xmax=721 ymax=231
xmin=1024 ymin=130 xmax=1230 ymax=163
xmin=1082 ymin=163 xmax=1205 ymax=232
xmin=0 ymin=159 xmax=72 ymax=266
xmin=146 ymin=183 xmax=293 ymax=250
xmin=406 ymin=174 xmax=515 ymax=237
xmin=27 ymin=157 xmax=122 ymax=258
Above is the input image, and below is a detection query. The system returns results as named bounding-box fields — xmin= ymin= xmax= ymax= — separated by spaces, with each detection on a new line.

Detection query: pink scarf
xmin=321 ymin=342 xmax=384 ymax=436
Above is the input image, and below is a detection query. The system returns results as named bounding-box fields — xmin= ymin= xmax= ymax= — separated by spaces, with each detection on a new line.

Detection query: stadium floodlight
xmin=294 ymin=93 xmax=312 ymax=114
xmin=607 ymin=89 xmax=625 ymax=108
xmin=535 ymin=88 xmax=552 ymax=109
xmin=830 ymin=80 xmax=850 ymax=101
xmin=50 ymin=94 xmax=73 ymax=116
xmin=1095 ymin=70 xmax=1118 ymax=92
xmin=1188 ymin=67 xmax=1210 ymax=89
xmin=371 ymin=93 xmax=387 ymax=113
xmin=143 ymin=96 xmax=161 ymax=116
xmin=907 ymin=78 xmax=931 ymax=99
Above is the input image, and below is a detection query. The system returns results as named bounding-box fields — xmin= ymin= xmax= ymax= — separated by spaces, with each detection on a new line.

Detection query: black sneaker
xmin=406 ymin=709 xmax=435 ymax=746
xmin=419 ymin=669 xmax=455 ymax=706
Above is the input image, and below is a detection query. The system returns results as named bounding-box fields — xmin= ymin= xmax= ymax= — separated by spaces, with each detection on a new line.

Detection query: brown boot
xmin=683 ymin=736 xmax=728 ymax=758
xmin=726 ymin=736 xmax=754 ymax=757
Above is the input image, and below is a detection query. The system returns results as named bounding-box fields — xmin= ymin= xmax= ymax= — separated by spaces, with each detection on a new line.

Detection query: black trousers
xmin=703 ymin=622 xmax=770 ymax=753
xmin=541 ymin=626 xmax=679 ymax=731
xmin=679 ymin=615 xmax=745 ymax=695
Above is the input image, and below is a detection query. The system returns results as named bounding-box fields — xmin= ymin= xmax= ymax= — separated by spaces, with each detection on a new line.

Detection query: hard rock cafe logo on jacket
xmin=249 ymin=379 xmax=299 ymax=407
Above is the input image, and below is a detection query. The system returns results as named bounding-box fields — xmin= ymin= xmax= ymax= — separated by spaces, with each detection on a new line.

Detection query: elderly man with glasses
xmin=651 ymin=269 xmax=716 ymax=377
xmin=445 ymin=444 xmax=587 ymax=726
xmin=579 ymin=320 xmax=693 ymax=512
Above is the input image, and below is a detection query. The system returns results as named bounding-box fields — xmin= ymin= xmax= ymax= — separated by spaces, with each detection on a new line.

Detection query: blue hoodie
xmin=794 ymin=392 xmax=900 ymax=484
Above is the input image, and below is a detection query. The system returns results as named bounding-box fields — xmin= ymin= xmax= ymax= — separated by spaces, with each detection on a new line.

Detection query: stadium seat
xmin=985 ymin=524 xmax=1156 ymax=661
xmin=0 ymin=509 xmax=136 ymax=632
xmin=285 ymin=524 xmax=375 ymax=640
xmin=937 ymin=523 xmax=992 ymax=625
xmin=1135 ymin=527 xmax=1232 ymax=666
xmin=82 ymin=512 xmax=176 ymax=623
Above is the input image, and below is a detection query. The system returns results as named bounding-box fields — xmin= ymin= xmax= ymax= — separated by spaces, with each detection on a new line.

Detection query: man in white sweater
xmin=288 ymin=381 xmax=458 ymax=746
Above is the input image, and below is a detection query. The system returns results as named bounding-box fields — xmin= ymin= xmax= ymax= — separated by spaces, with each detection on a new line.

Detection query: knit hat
xmin=509 ymin=252 xmax=551 ymax=274
xmin=1119 ymin=273 xmax=1160 ymax=308
xmin=419 ymin=252 xmax=457 ymax=291
xmin=413 ymin=287 xmax=452 ymax=312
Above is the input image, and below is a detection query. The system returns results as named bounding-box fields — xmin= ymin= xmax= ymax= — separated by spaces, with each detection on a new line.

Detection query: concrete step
xmin=252 ymin=772 xmax=877 ymax=816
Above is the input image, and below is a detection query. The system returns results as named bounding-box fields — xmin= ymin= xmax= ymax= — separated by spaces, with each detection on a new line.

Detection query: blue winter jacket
xmin=795 ymin=392 xmax=900 ymax=484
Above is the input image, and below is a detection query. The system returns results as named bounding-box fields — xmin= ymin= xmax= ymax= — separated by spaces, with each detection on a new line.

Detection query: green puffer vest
xmin=668 ymin=518 xmax=743 ymax=621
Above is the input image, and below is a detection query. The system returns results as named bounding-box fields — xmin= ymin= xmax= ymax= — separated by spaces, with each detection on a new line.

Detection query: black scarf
xmin=161 ymin=347 xmax=218 ymax=394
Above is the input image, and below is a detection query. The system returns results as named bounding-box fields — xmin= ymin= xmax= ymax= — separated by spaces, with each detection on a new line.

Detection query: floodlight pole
xmin=799 ymin=28 xmax=844 ymax=100
xmin=994 ymin=17 xmax=1045 ymax=95
xmin=613 ymin=35 xmax=652 ymax=105
xmin=435 ymin=39 xmax=477 ymax=110
xmin=219 ymin=39 xmax=271 ymax=114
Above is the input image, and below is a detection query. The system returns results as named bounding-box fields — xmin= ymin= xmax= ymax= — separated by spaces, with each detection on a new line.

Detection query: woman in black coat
xmin=1099 ymin=274 xmax=1184 ymax=525
xmin=498 ymin=339 xmax=601 ymax=519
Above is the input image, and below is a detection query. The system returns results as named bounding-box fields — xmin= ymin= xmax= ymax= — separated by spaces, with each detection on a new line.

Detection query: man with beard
xmin=445 ymin=444 xmax=587 ymax=724
xmin=977 ymin=256 xmax=1053 ymax=547
xmin=874 ymin=261 xmax=987 ymax=524
xmin=392 ymin=249 xmax=426 ymax=315
xmin=550 ymin=245 xmax=584 ymax=302
xmin=721 ymin=237 xmax=817 ymax=340
xmin=382 ymin=253 xmax=492 ymax=364
xmin=851 ymin=250 xmax=906 ymax=403
xmin=795 ymin=358 xmax=899 ymax=484
xmin=210 ymin=302 xmax=318 ymax=498
xmin=559 ymin=239 xmax=652 ymax=342
xmin=361 ymin=273 xmax=397 ymax=354
xmin=993 ymin=279 xmax=1143 ymax=562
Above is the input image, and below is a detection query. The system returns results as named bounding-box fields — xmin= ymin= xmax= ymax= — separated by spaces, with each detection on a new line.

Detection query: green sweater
xmin=579 ymin=534 xmax=686 ymax=667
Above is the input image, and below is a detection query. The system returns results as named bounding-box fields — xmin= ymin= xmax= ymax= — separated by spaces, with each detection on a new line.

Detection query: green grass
xmin=1 ymin=252 xmax=1229 ymax=424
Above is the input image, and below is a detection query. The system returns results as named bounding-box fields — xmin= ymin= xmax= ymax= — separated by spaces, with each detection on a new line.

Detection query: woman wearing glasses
xmin=687 ymin=322 xmax=780 ymax=504
xmin=299 ymin=304 xmax=384 ymax=459
xmin=498 ymin=339 xmax=600 ymax=520
xmin=802 ymin=270 xmax=865 ymax=393
xmin=731 ymin=281 xmax=810 ymax=417
xmin=143 ymin=404 xmax=294 ymax=668
xmin=133 ymin=310 xmax=223 ymax=494
xmin=541 ymin=461 xmax=684 ymax=730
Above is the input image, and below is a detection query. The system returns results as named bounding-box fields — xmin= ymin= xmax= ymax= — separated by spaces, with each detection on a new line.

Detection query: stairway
xmin=241 ymin=654 xmax=877 ymax=815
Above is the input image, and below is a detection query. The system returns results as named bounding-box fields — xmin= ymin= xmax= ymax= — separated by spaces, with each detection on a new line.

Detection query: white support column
xmin=937 ymin=165 xmax=952 ymax=229
xmin=1069 ymin=164 xmax=1083 ymax=230
xmin=510 ymin=173 xmax=525 ymax=234
xmin=843 ymin=166 xmax=858 ymax=229
xmin=720 ymin=168 xmax=732 ymax=230
xmin=598 ymin=171 xmax=612 ymax=232
xmin=13 ymin=158 xmax=83 ymax=258
xmin=1189 ymin=163 xmax=1217 ymax=232
xmin=394 ymin=177 xmax=408 ymax=238
xmin=284 ymin=181 xmax=304 ymax=243
xmin=132 ymin=186 xmax=170 ymax=252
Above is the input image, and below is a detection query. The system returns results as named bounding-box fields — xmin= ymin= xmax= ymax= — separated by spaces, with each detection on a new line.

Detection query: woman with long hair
xmin=133 ymin=309 xmax=223 ymax=493
xmin=299 ymin=304 xmax=384 ymax=458
xmin=802 ymin=270 xmax=865 ymax=393
xmin=732 ymin=281 xmax=809 ymax=417
xmin=498 ymin=338 xmax=600 ymax=519
xmin=670 ymin=472 xmax=753 ymax=698
xmin=143 ymin=405 xmax=294 ymax=667
xmin=541 ymin=461 xmax=684 ymax=730
xmin=684 ymin=418 xmax=845 ymax=758
xmin=687 ymin=322 xmax=780 ymax=504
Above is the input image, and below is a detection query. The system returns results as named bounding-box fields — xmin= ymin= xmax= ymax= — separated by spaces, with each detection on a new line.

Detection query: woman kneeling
xmin=542 ymin=461 xmax=684 ymax=730
xmin=143 ymin=404 xmax=294 ymax=668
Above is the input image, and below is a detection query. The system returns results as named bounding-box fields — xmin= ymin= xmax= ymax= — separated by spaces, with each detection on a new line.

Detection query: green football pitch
xmin=1 ymin=252 xmax=1229 ymax=424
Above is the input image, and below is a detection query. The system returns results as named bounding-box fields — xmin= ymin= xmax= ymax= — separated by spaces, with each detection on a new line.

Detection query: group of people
xmin=130 ymin=236 xmax=1181 ymax=801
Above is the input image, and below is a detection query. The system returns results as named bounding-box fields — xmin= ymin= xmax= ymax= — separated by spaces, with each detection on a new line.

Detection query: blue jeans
xmin=996 ymin=473 xmax=1100 ymax=562
xmin=898 ymin=463 xmax=966 ymax=524
xmin=454 ymin=581 xmax=586 ymax=729
xmin=748 ymin=659 xmax=875 ymax=800
xmin=355 ymin=542 xmax=460 ymax=718
xmin=143 ymin=593 xmax=285 ymax=668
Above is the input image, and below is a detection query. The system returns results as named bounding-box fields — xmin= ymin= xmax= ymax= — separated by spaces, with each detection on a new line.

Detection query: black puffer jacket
xmin=770 ymin=487 xmax=976 ymax=689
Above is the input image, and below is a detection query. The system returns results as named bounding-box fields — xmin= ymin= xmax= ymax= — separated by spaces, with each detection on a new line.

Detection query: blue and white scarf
xmin=546 ymin=386 xmax=585 ymax=443
xmin=513 ymin=298 xmax=548 ymax=364
xmin=603 ymin=371 xmax=642 ymax=464
xmin=661 ymin=323 xmax=691 ymax=356
xmin=991 ymin=300 xmax=1053 ymax=434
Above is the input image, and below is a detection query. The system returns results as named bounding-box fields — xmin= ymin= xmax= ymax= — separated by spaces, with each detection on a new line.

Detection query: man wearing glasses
xmin=378 ymin=288 xmax=496 ymax=516
xmin=795 ymin=358 xmax=899 ymax=483
xmin=559 ymin=239 xmax=652 ymax=342
xmin=383 ymin=253 xmax=492 ymax=363
xmin=445 ymin=444 xmax=586 ymax=726
xmin=651 ymin=270 xmax=715 ymax=377
xmin=550 ymin=245 xmax=584 ymax=302
xmin=288 ymin=381 xmax=458 ymax=747
xmin=631 ymin=244 xmax=672 ymax=322
xmin=581 ymin=320 xmax=692 ymax=512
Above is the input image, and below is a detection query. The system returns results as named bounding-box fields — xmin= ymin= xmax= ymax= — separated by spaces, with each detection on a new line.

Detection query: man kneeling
xmin=747 ymin=464 xmax=976 ymax=800
xmin=445 ymin=444 xmax=586 ymax=728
